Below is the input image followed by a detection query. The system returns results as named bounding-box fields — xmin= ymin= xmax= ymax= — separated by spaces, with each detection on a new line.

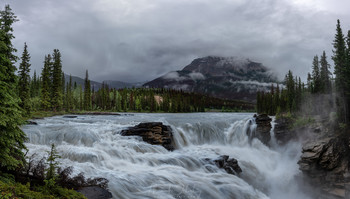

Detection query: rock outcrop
xmin=77 ymin=186 xmax=113 ymax=199
xmin=273 ymin=117 xmax=296 ymax=145
xmin=26 ymin=120 xmax=38 ymax=125
xmin=203 ymin=155 xmax=242 ymax=175
xmin=120 ymin=122 xmax=175 ymax=151
xmin=214 ymin=155 xmax=242 ymax=175
xmin=298 ymin=135 xmax=350 ymax=199
xmin=252 ymin=114 xmax=272 ymax=145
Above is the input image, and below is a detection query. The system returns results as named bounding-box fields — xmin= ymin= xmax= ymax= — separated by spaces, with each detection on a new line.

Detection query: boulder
xmin=26 ymin=120 xmax=38 ymax=125
xmin=77 ymin=186 xmax=112 ymax=199
xmin=203 ymin=155 xmax=242 ymax=175
xmin=63 ymin=115 xmax=78 ymax=118
xmin=120 ymin=122 xmax=175 ymax=151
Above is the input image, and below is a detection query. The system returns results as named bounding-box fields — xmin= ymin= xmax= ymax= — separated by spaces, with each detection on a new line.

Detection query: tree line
xmin=257 ymin=19 xmax=350 ymax=125
xmin=24 ymin=65 xmax=253 ymax=113
xmin=17 ymin=47 xmax=254 ymax=114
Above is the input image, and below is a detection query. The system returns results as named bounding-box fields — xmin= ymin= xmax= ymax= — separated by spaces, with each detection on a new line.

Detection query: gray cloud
xmin=2 ymin=0 xmax=350 ymax=82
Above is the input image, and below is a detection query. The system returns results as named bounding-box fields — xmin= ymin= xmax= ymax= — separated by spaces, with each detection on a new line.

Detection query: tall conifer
xmin=332 ymin=19 xmax=349 ymax=123
xmin=0 ymin=5 xmax=26 ymax=170
xmin=41 ymin=55 xmax=52 ymax=110
xmin=320 ymin=51 xmax=331 ymax=93
xmin=51 ymin=49 xmax=63 ymax=111
xmin=84 ymin=70 xmax=91 ymax=110
xmin=18 ymin=42 xmax=31 ymax=115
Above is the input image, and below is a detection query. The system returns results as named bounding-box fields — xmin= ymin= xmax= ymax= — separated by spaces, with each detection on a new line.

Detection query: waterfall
xmin=22 ymin=113 xmax=312 ymax=199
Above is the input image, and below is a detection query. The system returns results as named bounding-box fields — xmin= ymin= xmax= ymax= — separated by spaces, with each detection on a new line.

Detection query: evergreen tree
xmin=0 ymin=5 xmax=18 ymax=63
xmin=18 ymin=42 xmax=31 ymax=115
xmin=274 ymin=84 xmax=280 ymax=114
xmin=285 ymin=70 xmax=295 ymax=112
xmin=0 ymin=4 xmax=26 ymax=170
xmin=51 ymin=49 xmax=63 ymax=111
xmin=320 ymin=51 xmax=331 ymax=93
xmin=61 ymin=72 xmax=65 ymax=108
xmin=332 ymin=19 xmax=349 ymax=123
xmin=66 ymin=75 xmax=73 ymax=111
xmin=41 ymin=55 xmax=52 ymax=110
xmin=312 ymin=55 xmax=321 ymax=93
xmin=83 ymin=70 xmax=91 ymax=110
xmin=30 ymin=70 xmax=40 ymax=98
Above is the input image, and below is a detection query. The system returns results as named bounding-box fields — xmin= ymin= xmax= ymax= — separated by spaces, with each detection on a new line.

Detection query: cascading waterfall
xmin=22 ymin=113 xmax=312 ymax=199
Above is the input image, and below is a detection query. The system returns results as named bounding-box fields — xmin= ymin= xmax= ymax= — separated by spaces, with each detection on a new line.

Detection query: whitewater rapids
xmin=22 ymin=113 xmax=312 ymax=199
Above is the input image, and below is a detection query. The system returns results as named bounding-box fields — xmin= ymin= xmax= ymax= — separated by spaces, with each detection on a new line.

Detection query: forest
xmin=18 ymin=47 xmax=254 ymax=115
xmin=257 ymin=19 xmax=350 ymax=126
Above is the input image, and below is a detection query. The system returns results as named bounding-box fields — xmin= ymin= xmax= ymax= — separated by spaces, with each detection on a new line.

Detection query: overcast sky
xmin=2 ymin=0 xmax=350 ymax=82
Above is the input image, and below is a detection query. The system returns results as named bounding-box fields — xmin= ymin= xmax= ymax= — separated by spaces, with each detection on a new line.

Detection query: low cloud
xmin=189 ymin=72 xmax=205 ymax=81
xmin=5 ymin=0 xmax=350 ymax=82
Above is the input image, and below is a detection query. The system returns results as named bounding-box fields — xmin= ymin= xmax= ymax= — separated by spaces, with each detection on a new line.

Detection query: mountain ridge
xmin=144 ymin=56 xmax=278 ymax=102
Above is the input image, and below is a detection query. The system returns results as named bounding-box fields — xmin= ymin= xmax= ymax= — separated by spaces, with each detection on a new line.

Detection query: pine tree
xmin=18 ymin=42 xmax=31 ymax=115
xmin=41 ymin=55 xmax=52 ymax=110
xmin=332 ymin=19 xmax=349 ymax=123
xmin=83 ymin=70 xmax=91 ymax=110
xmin=51 ymin=49 xmax=63 ymax=111
xmin=312 ymin=55 xmax=321 ymax=93
xmin=320 ymin=51 xmax=331 ymax=93
xmin=66 ymin=75 xmax=73 ymax=111
xmin=285 ymin=70 xmax=295 ymax=112
xmin=30 ymin=70 xmax=40 ymax=98
xmin=61 ymin=72 xmax=65 ymax=109
xmin=0 ymin=5 xmax=26 ymax=170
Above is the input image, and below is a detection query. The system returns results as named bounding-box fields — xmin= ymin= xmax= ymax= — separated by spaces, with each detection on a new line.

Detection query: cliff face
xmin=272 ymin=116 xmax=350 ymax=199
xmin=298 ymin=134 xmax=350 ymax=199
xmin=144 ymin=56 xmax=278 ymax=102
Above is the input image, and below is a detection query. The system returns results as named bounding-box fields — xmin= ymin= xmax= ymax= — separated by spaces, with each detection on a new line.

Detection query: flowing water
xmin=22 ymin=113 xmax=312 ymax=199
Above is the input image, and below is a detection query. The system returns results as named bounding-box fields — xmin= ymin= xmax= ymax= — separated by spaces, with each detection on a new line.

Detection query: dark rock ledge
xmin=26 ymin=120 xmax=38 ymax=125
xmin=77 ymin=186 xmax=113 ymax=199
xmin=203 ymin=155 xmax=242 ymax=175
xmin=298 ymin=134 xmax=350 ymax=199
xmin=120 ymin=122 xmax=175 ymax=151
xmin=253 ymin=114 xmax=272 ymax=145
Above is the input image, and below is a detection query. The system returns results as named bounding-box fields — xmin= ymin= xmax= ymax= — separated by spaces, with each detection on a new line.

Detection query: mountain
xmin=64 ymin=74 xmax=143 ymax=90
xmin=144 ymin=56 xmax=279 ymax=102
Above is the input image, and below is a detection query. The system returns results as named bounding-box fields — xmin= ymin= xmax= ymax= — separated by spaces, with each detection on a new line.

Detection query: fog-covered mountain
xmin=64 ymin=74 xmax=143 ymax=90
xmin=144 ymin=56 xmax=279 ymax=102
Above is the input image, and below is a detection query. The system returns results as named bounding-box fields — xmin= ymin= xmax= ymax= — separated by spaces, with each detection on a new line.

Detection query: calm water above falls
xmin=22 ymin=113 xmax=312 ymax=199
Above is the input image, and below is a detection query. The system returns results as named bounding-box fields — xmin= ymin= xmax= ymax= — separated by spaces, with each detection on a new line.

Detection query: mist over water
xmin=22 ymin=113 xmax=312 ymax=199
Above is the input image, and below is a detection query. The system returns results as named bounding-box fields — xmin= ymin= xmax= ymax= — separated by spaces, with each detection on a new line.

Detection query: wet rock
xmin=77 ymin=186 xmax=112 ymax=199
xmin=204 ymin=155 xmax=242 ymax=175
xmin=273 ymin=117 xmax=296 ymax=145
xmin=26 ymin=120 xmax=38 ymax=125
xmin=63 ymin=115 xmax=78 ymax=118
xmin=76 ymin=112 xmax=120 ymax=116
xmin=120 ymin=122 xmax=175 ymax=151
xmin=252 ymin=114 xmax=272 ymax=145
xmin=298 ymin=135 xmax=350 ymax=199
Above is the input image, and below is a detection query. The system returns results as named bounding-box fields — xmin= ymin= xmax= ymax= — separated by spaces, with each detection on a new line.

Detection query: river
xmin=22 ymin=113 xmax=312 ymax=199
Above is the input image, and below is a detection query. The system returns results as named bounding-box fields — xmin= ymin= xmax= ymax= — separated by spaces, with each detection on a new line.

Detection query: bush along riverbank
xmin=0 ymin=144 xmax=112 ymax=199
